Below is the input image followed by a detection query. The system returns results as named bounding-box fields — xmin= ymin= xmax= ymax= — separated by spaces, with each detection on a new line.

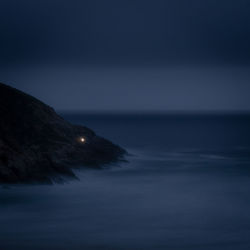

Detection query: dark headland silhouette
xmin=0 ymin=82 xmax=126 ymax=183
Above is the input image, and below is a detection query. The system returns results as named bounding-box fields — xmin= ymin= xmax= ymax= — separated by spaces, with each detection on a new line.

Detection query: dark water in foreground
xmin=1 ymin=114 xmax=250 ymax=250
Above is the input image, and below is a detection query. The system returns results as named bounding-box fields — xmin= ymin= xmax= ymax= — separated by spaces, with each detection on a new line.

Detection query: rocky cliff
xmin=0 ymin=82 xmax=126 ymax=183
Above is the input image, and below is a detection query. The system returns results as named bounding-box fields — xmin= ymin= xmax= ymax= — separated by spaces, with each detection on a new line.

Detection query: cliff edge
xmin=0 ymin=83 xmax=126 ymax=183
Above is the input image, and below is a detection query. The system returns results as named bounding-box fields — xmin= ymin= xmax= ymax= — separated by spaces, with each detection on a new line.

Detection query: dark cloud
xmin=1 ymin=0 xmax=250 ymax=111
xmin=1 ymin=0 xmax=250 ymax=65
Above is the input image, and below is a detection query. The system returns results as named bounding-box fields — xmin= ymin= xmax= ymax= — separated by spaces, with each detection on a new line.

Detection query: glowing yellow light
xmin=80 ymin=137 xmax=85 ymax=143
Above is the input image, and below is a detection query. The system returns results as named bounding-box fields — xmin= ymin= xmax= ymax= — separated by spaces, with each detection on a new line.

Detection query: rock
xmin=0 ymin=82 xmax=126 ymax=183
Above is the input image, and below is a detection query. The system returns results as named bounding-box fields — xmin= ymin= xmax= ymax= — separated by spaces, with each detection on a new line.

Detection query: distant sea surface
xmin=1 ymin=114 xmax=250 ymax=250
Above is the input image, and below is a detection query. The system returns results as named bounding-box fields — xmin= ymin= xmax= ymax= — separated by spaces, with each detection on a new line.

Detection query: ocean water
xmin=1 ymin=114 xmax=250 ymax=250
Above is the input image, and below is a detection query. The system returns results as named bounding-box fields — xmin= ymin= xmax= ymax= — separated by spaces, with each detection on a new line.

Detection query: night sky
xmin=1 ymin=0 xmax=250 ymax=111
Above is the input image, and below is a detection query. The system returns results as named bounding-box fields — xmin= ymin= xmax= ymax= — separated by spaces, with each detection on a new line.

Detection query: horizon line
xmin=57 ymin=110 xmax=250 ymax=115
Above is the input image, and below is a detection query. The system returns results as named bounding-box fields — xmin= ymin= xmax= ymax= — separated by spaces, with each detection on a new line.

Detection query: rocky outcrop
xmin=0 ymin=82 xmax=126 ymax=183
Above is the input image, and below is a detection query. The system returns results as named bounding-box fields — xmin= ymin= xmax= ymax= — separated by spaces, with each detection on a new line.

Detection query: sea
xmin=1 ymin=113 xmax=250 ymax=250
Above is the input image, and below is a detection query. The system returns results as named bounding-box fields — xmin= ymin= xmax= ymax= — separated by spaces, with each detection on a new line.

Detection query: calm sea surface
xmin=1 ymin=114 xmax=250 ymax=250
